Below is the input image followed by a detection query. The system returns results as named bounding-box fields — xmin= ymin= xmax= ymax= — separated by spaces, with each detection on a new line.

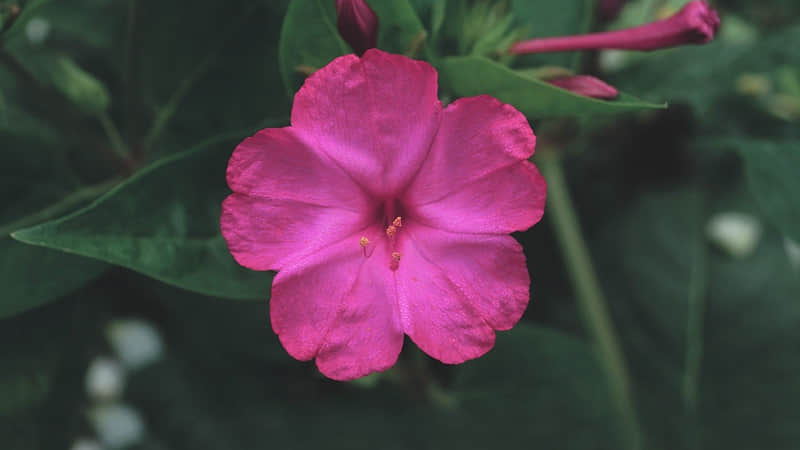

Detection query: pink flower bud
xmin=336 ymin=0 xmax=379 ymax=56
xmin=510 ymin=0 xmax=720 ymax=54
xmin=546 ymin=75 xmax=619 ymax=99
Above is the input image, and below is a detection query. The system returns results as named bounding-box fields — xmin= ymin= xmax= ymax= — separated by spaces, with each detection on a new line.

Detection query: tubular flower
xmin=221 ymin=49 xmax=546 ymax=381
xmin=336 ymin=0 xmax=379 ymax=56
xmin=547 ymin=75 xmax=619 ymax=99
xmin=510 ymin=0 xmax=720 ymax=54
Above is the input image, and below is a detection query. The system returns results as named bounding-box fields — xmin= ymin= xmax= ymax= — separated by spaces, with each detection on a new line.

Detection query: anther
xmin=359 ymin=236 xmax=372 ymax=257
xmin=390 ymin=251 xmax=402 ymax=271
xmin=385 ymin=225 xmax=397 ymax=239
xmin=392 ymin=216 xmax=403 ymax=228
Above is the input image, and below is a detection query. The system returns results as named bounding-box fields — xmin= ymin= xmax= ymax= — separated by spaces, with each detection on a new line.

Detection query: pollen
xmin=386 ymin=216 xmax=403 ymax=240
xmin=389 ymin=251 xmax=402 ymax=271
xmin=359 ymin=236 xmax=372 ymax=257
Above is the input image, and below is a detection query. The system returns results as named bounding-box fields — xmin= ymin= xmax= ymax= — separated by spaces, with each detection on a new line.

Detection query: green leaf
xmin=371 ymin=0 xmax=427 ymax=54
xmin=132 ymin=0 xmax=290 ymax=158
xmin=594 ymin=187 xmax=800 ymax=448
xmin=734 ymin=139 xmax=800 ymax=242
xmin=0 ymin=240 xmax=106 ymax=318
xmin=0 ymin=127 xmax=107 ymax=318
xmin=438 ymin=55 xmax=665 ymax=118
xmin=126 ymin=324 xmax=623 ymax=449
xmin=278 ymin=0 xmax=349 ymax=97
xmin=0 ymin=292 xmax=105 ymax=448
xmin=12 ymin=133 xmax=272 ymax=300
xmin=510 ymin=0 xmax=592 ymax=67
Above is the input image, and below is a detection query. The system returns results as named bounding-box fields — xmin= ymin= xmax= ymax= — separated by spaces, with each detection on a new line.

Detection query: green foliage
xmin=726 ymin=139 xmax=800 ymax=243
xmin=593 ymin=186 xmax=800 ymax=449
xmin=126 ymin=323 xmax=623 ymax=450
xmin=12 ymin=134 xmax=272 ymax=301
xmin=279 ymin=0 xmax=426 ymax=97
xmin=1 ymin=0 xmax=799 ymax=448
xmin=439 ymin=55 xmax=664 ymax=118
xmin=0 ymin=292 xmax=105 ymax=448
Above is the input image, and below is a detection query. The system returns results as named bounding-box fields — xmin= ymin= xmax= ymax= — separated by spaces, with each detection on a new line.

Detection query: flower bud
xmin=336 ymin=0 xmax=379 ymax=56
xmin=546 ymin=75 xmax=619 ymax=99
xmin=511 ymin=0 xmax=720 ymax=54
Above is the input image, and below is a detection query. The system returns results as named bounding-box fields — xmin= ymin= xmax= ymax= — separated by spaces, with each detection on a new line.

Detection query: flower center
xmin=359 ymin=198 xmax=407 ymax=270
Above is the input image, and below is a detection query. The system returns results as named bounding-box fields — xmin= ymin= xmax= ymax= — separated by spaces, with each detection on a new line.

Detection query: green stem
xmin=141 ymin=6 xmax=254 ymax=153
xmin=123 ymin=0 xmax=139 ymax=150
xmin=1 ymin=178 xmax=120 ymax=237
xmin=682 ymin=192 xmax=708 ymax=449
xmin=97 ymin=111 xmax=131 ymax=162
xmin=538 ymin=153 xmax=644 ymax=450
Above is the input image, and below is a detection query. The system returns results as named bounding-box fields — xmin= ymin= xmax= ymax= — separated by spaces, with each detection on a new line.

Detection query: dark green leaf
xmin=734 ymin=139 xmax=800 ymax=242
xmin=12 ymin=133 xmax=272 ymax=300
xmin=594 ymin=187 xmax=800 ymax=448
xmin=278 ymin=0 xmax=427 ymax=97
xmin=278 ymin=0 xmax=350 ymax=97
xmin=127 ymin=323 xmax=623 ymax=449
xmin=0 ymin=118 xmax=107 ymax=318
xmin=438 ymin=55 xmax=665 ymax=118
xmin=510 ymin=0 xmax=592 ymax=67
xmin=0 ymin=291 xmax=105 ymax=448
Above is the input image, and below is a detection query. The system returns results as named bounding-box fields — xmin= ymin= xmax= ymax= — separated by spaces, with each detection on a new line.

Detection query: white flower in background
xmin=706 ymin=211 xmax=763 ymax=259
xmin=106 ymin=319 xmax=164 ymax=371
xmin=70 ymin=437 xmax=104 ymax=450
xmin=85 ymin=357 xmax=125 ymax=401
xmin=784 ymin=237 xmax=800 ymax=271
xmin=88 ymin=404 xmax=145 ymax=449
xmin=25 ymin=17 xmax=50 ymax=45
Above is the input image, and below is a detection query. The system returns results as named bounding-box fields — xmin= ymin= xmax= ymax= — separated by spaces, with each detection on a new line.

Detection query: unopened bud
xmin=336 ymin=0 xmax=379 ymax=56
xmin=547 ymin=75 xmax=619 ymax=99
xmin=511 ymin=1 xmax=720 ymax=54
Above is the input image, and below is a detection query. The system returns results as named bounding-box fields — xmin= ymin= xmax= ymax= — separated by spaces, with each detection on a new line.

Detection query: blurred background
xmin=1 ymin=0 xmax=798 ymax=449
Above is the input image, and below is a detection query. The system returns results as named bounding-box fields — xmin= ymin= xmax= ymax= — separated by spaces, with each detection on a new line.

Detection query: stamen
xmin=359 ymin=236 xmax=372 ymax=257
xmin=390 ymin=251 xmax=402 ymax=270
xmin=386 ymin=217 xmax=403 ymax=241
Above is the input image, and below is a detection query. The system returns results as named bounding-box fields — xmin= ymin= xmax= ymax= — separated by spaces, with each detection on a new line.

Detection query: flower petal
xmin=405 ymin=223 xmax=530 ymax=330
xmin=270 ymin=226 xmax=403 ymax=380
xmin=394 ymin=234 xmax=497 ymax=364
xmin=226 ymin=127 xmax=371 ymax=211
xmin=404 ymin=95 xmax=535 ymax=206
xmin=291 ymin=49 xmax=442 ymax=198
xmin=220 ymin=194 xmax=368 ymax=271
xmin=408 ymin=161 xmax=546 ymax=234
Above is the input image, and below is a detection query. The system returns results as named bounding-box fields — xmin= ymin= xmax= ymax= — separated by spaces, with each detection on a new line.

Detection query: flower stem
xmin=537 ymin=153 xmax=644 ymax=450
xmin=98 ymin=111 xmax=132 ymax=163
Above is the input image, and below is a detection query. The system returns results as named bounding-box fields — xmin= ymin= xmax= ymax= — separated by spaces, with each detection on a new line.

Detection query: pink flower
xmin=510 ymin=0 xmax=720 ymax=54
xmin=221 ymin=49 xmax=546 ymax=381
xmin=336 ymin=0 xmax=379 ymax=56
xmin=547 ymin=75 xmax=619 ymax=99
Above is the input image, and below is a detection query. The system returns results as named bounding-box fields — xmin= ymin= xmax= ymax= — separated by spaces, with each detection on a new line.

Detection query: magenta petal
xmin=226 ymin=127 xmax=371 ymax=211
xmin=405 ymin=223 xmax=530 ymax=330
xmin=405 ymin=95 xmax=535 ymax=206
xmin=291 ymin=49 xmax=442 ymax=198
xmin=271 ymin=226 xmax=403 ymax=380
xmin=220 ymin=194 xmax=367 ymax=271
xmin=409 ymin=161 xmax=546 ymax=234
xmin=395 ymin=234 xmax=496 ymax=364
